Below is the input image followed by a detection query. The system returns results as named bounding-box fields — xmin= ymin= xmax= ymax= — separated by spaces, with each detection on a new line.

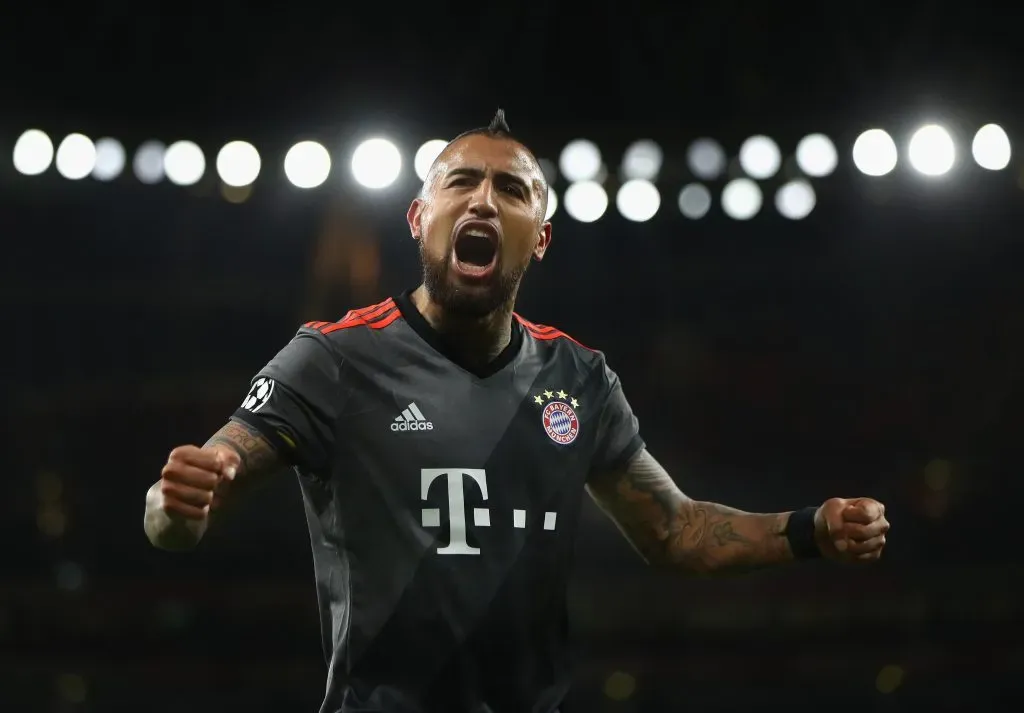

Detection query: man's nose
xmin=468 ymin=181 xmax=498 ymax=218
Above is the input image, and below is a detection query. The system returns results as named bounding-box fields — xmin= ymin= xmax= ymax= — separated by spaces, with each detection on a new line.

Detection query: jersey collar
xmin=394 ymin=289 xmax=524 ymax=379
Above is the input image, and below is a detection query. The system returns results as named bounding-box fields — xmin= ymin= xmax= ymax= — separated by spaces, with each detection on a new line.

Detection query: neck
xmin=411 ymin=285 xmax=515 ymax=369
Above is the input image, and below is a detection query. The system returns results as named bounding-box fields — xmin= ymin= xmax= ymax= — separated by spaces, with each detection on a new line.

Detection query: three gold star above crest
xmin=533 ymin=389 xmax=579 ymax=409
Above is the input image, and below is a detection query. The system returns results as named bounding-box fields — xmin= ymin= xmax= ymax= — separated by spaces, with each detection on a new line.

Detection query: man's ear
xmin=532 ymin=222 xmax=552 ymax=261
xmin=407 ymin=198 xmax=424 ymax=240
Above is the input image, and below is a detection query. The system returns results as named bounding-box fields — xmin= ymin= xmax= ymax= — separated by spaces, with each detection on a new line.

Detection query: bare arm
xmin=144 ymin=419 xmax=286 ymax=551
xmin=586 ymin=449 xmax=795 ymax=575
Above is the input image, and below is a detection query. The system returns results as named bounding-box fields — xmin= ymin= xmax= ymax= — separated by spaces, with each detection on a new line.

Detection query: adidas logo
xmin=391 ymin=402 xmax=434 ymax=432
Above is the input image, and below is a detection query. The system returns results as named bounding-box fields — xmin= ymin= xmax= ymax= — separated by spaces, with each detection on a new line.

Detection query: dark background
xmin=2 ymin=2 xmax=1022 ymax=711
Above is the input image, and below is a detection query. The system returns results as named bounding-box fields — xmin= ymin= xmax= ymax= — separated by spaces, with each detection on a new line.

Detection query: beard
xmin=420 ymin=241 xmax=528 ymax=319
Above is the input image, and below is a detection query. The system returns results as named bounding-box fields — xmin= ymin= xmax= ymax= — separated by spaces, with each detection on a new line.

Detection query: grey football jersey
xmin=232 ymin=291 xmax=644 ymax=713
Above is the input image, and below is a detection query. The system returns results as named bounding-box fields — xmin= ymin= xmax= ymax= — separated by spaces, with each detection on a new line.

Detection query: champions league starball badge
xmin=533 ymin=389 xmax=580 ymax=445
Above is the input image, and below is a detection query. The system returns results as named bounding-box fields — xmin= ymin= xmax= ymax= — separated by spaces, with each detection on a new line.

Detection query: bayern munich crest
xmin=534 ymin=389 xmax=581 ymax=445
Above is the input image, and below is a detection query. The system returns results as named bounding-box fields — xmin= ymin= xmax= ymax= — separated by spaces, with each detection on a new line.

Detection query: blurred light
xmin=163 ymin=141 xmax=206 ymax=186
xmin=221 ymin=183 xmax=252 ymax=204
xmin=738 ymin=135 xmax=781 ymax=179
xmin=678 ymin=183 xmax=712 ymax=219
xmin=687 ymin=139 xmax=726 ymax=180
xmin=908 ymin=124 xmax=955 ymax=176
xmin=923 ymin=458 xmax=952 ymax=491
xmin=351 ymin=138 xmax=402 ymax=189
xmin=616 ymin=179 xmax=660 ymax=222
xmin=414 ymin=139 xmax=447 ymax=182
xmin=852 ymin=129 xmax=898 ymax=176
xmin=545 ymin=187 xmax=558 ymax=221
xmin=972 ymin=124 xmax=1011 ymax=170
xmin=54 ymin=561 xmax=84 ymax=591
xmin=92 ymin=138 xmax=125 ymax=181
xmin=563 ymin=181 xmax=608 ymax=223
xmin=621 ymin=140 xmax=663 ymax=181
xmin=875 ymin=664 xmax=905 ymax=694
xmin=56 ymin=673 xmax=87 ymax=704
xmin=559 ymin=140 xmax=601 ymax=182
xmin=13 ymin=129 xmax=54 ymax=176
xmin=55 ymin=133 xmax=96 ymax=180
xmin=284 ymin=141 xmax=331 ymax=189
xmin=721 ymin=178 xmax=762 ymax=220
xmin=133 ymin=141 xmax=166 ymax=184
xmin=37 ymin=504 xmax=66 ymax=538
xmin=775 ymin=180 xmax=816 ymax=219
xmin=795 ymin=133 xmax=838 ymax=177
xmin=216 ymin=140 xmax=261 ymax=187
xmin=603 ymin=671 xmax=636 ymax=701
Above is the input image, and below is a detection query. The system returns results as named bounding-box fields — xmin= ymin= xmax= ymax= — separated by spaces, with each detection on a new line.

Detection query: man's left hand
xmin=814 ymin=497 xmax=889 ymax=562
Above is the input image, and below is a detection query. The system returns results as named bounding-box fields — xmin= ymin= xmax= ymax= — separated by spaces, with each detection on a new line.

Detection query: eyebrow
xmin=445 ymin=166 xmax=533 ymax=193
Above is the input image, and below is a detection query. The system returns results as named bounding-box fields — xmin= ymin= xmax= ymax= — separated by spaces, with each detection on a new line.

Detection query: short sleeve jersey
xmin=232 ymin=291 xmax=644 ymax=713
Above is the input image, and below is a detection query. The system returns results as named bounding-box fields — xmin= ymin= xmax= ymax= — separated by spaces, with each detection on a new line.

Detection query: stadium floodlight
xmin=414 ymin=140 xmax=448 ymax=181
xmin=678 ymin=183 xmax=712 ymax=219
xmin=616 ymin=179 xmax=660 ymax=222
xmin=721 ymin=178 xmax=762 ymax=220
xmin=795 ymin=134 xmax=838 ymax=177
xmin=738 ymin=135 xmax=782 ymax=180
xmin=545 ymin=187 xmax=558 ymax=221
xmin=621 ymin=140 xmax=663 ymax=181
xmin=908 ymin=124 xmax=955 ymax=177
xmin=134 ymin=141 xmax=166 ymax=184
xmin=13 ymin=129 xmax=54 ymax=176
xmin=216 ymin=140 xmax=261 ymax=187
xmin=55 ymin=133 xmax=96 ymax=180
xmin=852 ymin=129 xmax=898 ymax=177
xmin=559 ymin=140 xmax=601 ymax=183
xmin=163 ymin=141 xmax=206 ymax=186
xmin=351 ymin=138 xmax=402 ymax=189
xmin=284 ymin=141 xmax=331 ymax=189
xmin=92 ymin=138 xmax=125 ymax=181
xmin=775 ymin=180 xmax=816 ymax=220
xmin=563 ymin=181 xmax=608 ymax=223
xmin=972 ymin=124 xmax=1011 ymax=171
xmin=686 ymin=139 xmax=726 ymax=180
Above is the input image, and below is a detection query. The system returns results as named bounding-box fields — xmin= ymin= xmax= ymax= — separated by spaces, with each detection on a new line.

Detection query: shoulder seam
xmin=513 ymin=313 xmax=595 ymax=352
xmin=305 ymin=297 xmax=402 ymax=335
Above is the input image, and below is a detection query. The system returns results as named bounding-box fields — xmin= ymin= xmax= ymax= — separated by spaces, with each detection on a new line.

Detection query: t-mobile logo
xmin=420 ymin=468 xmax=559 ymax=556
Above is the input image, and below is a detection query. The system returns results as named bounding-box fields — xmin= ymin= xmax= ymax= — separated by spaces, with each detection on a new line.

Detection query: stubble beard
xmin=420 ymin=241 xmax=527 ymax=319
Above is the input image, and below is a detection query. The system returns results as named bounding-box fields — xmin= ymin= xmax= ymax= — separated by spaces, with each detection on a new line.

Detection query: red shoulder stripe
xmin=319 ymin=298 xmax=400 ymax=334
xmin=304 ymin=320 xmax=329 ymax=330
xmin=514 ymin=313 xmax=594 ymax=351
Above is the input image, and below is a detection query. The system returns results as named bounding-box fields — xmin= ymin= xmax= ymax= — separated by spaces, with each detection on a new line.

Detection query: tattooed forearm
xmin=586 ymin=449 xmax=793 ymax=575
xmin=204 ymin=419 xmax=283 ymax=481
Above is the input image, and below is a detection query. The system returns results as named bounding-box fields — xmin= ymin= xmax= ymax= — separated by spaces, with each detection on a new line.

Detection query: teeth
xmin=465 ymin=230 xmax=489 ymax=238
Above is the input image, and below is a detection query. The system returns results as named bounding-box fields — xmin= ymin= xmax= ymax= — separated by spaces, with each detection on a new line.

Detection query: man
xmin=144 ymin=110 xmax=889 ymax=713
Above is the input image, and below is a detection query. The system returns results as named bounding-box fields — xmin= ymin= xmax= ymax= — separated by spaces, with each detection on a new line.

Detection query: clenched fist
xmin=158 ymin=445 xmax=240 ymax=521
xmin=814 ymin=497 xmax=889 ymax=562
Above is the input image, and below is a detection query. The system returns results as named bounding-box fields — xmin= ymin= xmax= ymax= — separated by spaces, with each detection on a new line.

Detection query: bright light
xmin=163 ymin=141 xmax=206 ymax=186
xmin=12 ymin=129 xmax=54 ymax=176
xmin=559 ymin=140 xmax=601 ymax=182
xmin=687 ymin=139 xmax=726 ymax=180
xmin=738 ymin=135 xmax=781 ymax=180
xmin=795 ymin=134 xmax=838 ymax=177
xmin=563 ymin=181 xmax=608 ymax=223
xmin=616 ymin=179 xmax=660 ymax=222
xmin=972 ymin=124 xmax=1011 ymax=171
xmin=134 ymin=141 xmax=165 ymax=184
xmin=775 ymin=180 xmax=816 ymax=220
xmin=216 ymin=141 xmax=261 ymax=187
xmin=284 ymin=141 xmax=331 ymax=189
xmin=621 ymin=140 xmax=662 ymax=181
xmin=721 ymin=178 xmax=762 ymax=220
xmin=414 ymin=139 xmax=447 ymax=181
xmin=55 ymin=134 xmax=96 ymax=180
xmin=545 ymin=187 xmax=558 ymax=221
xmin=92 ymin=138 xmax=125 ymax=181
xmin=678 ymin=183 xmax=712 ymax=219
xmin=351 ymin=138 xmax=401 ymax=189
xmin=852 ymin=129 xmax=898 ymax=177
xmin=908 ymin=124 xmax=955 ymax=177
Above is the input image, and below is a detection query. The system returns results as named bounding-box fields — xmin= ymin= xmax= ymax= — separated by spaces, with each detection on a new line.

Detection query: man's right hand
xmin=157 ymin=445 xmax=240 ymax=522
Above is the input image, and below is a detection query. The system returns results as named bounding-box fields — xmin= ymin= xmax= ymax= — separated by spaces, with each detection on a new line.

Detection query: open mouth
xmin=452 ymin=222 xmax=500 ymax=277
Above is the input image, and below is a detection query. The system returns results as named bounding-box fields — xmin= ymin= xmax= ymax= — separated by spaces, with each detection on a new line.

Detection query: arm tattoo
xmin=204 ymin=420 xmax=282 ymax=481
xmin=586 ymin=449 xmax=792 ymax=575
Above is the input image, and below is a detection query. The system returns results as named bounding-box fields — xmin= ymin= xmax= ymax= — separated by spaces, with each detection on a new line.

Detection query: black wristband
xmin=785 ymin=507 xmax=822 ymax=560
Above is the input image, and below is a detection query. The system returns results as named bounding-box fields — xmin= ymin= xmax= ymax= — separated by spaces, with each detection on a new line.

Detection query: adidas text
xmin=392 ymin=420 xmax=434 ymax=432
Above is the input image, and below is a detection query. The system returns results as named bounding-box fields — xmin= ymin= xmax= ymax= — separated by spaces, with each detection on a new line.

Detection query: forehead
xmin=438 ymin=134 xmax=541 ymax=180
